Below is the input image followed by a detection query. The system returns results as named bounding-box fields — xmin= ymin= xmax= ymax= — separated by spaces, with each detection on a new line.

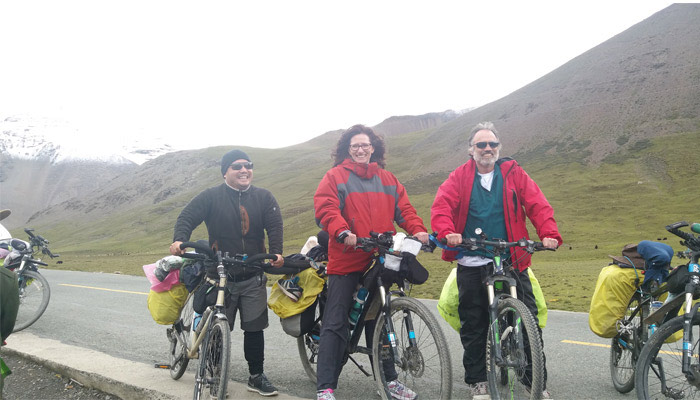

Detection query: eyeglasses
xmin=230 ymin=162 xmax=254 ymax=170
xmin=349 ymin=143 xmax=372 ymax=151
xmin=473 ymin=141 xmax=500 ymax=149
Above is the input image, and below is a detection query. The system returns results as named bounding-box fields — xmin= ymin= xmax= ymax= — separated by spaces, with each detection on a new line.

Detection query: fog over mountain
xmin=1 ymin=4 xmax=700 ymax=244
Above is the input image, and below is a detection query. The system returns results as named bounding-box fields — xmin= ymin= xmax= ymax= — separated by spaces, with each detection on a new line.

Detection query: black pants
xmin=316 ymin=272 xmax=398 ymax=391
xmin=457 ymin=264 xmax=547 ymax=388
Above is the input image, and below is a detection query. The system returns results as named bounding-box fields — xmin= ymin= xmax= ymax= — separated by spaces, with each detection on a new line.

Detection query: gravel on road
xmin=1 ymin=351 xmax=120 ymax=400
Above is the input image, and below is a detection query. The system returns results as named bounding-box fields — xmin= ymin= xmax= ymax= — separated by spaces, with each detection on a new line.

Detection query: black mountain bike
xmin=437 ymin=229 xmax=554 ymax=400
xmin=297 ymin=231 xmax=453 ymax=400
xmin=610 ymin=265 xmax=669 ymax=393
xmin=635 ymin=221 xmax=700 ymax=399
xmin=4 ymin=228 xmax=59 ymax=332
xmin=166 ymin=241 xmax=308 ymax=400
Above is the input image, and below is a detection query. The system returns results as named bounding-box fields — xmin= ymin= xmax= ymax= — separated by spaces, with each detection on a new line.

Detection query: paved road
xmin=4 ymin=270 xmax=627 ymax=399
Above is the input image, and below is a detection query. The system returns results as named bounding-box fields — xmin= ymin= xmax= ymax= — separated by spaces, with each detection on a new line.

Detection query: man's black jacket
xmin=173 ymin=183 xmax=283 ymax=257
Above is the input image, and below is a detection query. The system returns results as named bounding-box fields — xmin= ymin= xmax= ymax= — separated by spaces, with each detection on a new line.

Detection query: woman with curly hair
xmin=313 ymin=124 xmax=428 ymax=400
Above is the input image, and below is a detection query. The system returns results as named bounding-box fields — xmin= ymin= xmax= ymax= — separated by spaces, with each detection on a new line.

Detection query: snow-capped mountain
xmin=0 ymin=115 xmax=176 ymax=165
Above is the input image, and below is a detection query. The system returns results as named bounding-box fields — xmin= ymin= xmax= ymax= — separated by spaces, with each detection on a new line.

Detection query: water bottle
xmin=648 ymin=301 xmax=663 ymax=336
xmin=348 ymin=287 xmax=369 ymax=329
xmin=193 ymin=312 xmax=202 ymax=332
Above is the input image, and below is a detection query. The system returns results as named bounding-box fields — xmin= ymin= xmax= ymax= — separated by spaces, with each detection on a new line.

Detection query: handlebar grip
xmin=179 ymin=241 xmax=215 ymax=258
xmin=244 ymin=253 xmax=278 ymax=264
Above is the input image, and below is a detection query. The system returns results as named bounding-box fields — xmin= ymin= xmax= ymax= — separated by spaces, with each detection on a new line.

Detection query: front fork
xmin=487 ymin=275 xmax=522 ymax=367
xmin=377 ymin=277 xmax=417 ymax=363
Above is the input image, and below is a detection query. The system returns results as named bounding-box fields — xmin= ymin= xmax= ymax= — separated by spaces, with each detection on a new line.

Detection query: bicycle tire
xmin=193 ymin=319 xmax=231 ymax=400
xmin=13 ymin=270 xmax=51 ymax=332
xmin=169 ymin=294 xmax=195 ymax=380
xmin=297 ymin=330 xmax=320 ymax=383
xmin=486 ymin=297 xmax=544 ymax=400
xmin=610 ymin=292 xmax=643 ymax=393
xmin=372 ymin=296 xmax=452 ymax=400
xmin=635 ymin=314 xmax=700 ymax=399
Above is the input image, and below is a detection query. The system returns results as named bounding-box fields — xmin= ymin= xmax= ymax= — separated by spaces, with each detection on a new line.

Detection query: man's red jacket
xmin=314 ymin=159 xmax=427 ymax=275
xmin=431 ymin=158 xmax=562 ymax=272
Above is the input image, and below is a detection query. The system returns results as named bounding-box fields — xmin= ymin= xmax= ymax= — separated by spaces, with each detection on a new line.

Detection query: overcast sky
xmin=0 ymin=1 xmax=674 ymax=151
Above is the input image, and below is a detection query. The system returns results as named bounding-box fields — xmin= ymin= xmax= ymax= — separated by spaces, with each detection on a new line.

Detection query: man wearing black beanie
xmin=170 ymin=149 xmax=284 ymax=396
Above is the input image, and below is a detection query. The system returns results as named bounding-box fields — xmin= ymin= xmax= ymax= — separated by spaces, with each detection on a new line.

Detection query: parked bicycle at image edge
xmin=297 ymin=231 xmax=453 ymax=400
xmin=2 ymin=228 xmax=59 ymax=332
xmin=635 ymin=221 xmax=700 ymax=399
xmin=609 ymin=250 xmax=672 ymax=394
xmin=434 ymin=228 xmax=554 ymax=400
xmin=165 ymin=241 xmax=309 ymax=400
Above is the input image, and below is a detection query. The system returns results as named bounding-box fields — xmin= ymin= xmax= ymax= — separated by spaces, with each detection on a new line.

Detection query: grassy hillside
xmin=17 ymin=129 xmax=700 ymax=313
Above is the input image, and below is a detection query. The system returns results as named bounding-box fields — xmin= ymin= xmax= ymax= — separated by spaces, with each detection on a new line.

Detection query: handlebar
xmin=178 ymin=241 xmax=312 ymax=274
xmin=433 ymin=233 xmax=555 ymax=255
xmin=23 ymin=228 xmax=59 ymax=259
xmin=666 ymin=221 xmax=700 ymax=253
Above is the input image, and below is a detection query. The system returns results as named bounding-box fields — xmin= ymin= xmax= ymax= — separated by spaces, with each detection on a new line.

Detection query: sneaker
xmin=387 ymin=380 xmax=417 ymax=400
xmin=247 ymin=373 xmax=278 ymax=396
xmin=467 ymin=381 xmax=489 ymax=398
xmin=317 ymin=388 xmax=336 ymax=400
xmin=278 ymin=276 xmax=303 ymax=301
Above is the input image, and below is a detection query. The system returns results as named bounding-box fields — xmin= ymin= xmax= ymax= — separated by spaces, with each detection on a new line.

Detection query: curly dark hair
xmin=332 ymin=124 xmax=386 ymax=168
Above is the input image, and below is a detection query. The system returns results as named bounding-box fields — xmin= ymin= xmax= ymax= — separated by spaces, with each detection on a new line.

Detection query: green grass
xmin=15 ymin=130 xmax=700 ymax=313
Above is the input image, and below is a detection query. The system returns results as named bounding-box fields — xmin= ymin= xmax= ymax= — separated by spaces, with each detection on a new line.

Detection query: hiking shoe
xmin=387 ymin=380 xmax=417 ymax=400
xmin=278 ymin=276 xmax=303 ymax=301
xmin=467 ymin=381 xmax=489 ymax=398
xmin=247 ymin=373 xmax=278 ymax=396
xmin=317 ymin=388 xmax=336 ymax=400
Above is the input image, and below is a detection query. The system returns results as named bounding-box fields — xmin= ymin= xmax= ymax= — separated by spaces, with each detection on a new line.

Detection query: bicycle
xmin=165 ymin=241 xmax=309 ymax=400
xmin=435 ymin=228 xmax=554 ymax=400
xmin=3 ymin=228 xmax=59 ymax=332
xmin=297 ymin=231 xmax=453 ymax=400
xmin=635 ymin=221 xmax=700 ymax=399
xmin=610 ymin=273 xmax=669 ymax=394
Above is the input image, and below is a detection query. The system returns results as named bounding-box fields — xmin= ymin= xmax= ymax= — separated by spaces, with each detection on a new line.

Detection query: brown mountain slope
xmin=418 ymin=3 xmax=700 ymax=166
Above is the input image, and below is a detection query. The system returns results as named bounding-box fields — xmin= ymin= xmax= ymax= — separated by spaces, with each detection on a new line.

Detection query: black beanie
xmin=220 ymin=149 xmax=251 ymax=176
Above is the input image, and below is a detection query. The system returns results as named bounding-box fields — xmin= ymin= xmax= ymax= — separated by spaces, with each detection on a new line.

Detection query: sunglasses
xmin=230 ymin=162 xmax=254 ymax=170
xmin=473 ymin=141 xmax=500 ymax=149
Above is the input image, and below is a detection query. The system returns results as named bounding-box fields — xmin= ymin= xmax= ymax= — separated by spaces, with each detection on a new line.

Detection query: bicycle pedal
xmin=154 ymin=363 xmax=171 ymax=369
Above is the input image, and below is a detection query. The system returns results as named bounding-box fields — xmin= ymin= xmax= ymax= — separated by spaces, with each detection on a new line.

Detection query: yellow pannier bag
xmin=147 ymin=283 xmax=188 ymax=325
xmin=589 ymin=265 xmax=640 ymax=338
xmin=438 ymin=267 xmax=548 ymax=332
xmin=528 ymin=268 xmax=548 ymax=329
xmin=437 ymin=268 xmax=460 ymax=332
xmin=268 ymin=268 xmax=325 ymax=319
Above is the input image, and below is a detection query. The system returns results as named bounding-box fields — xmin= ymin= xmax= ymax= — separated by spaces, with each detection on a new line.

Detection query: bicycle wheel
xmin=169 ymin=294 xmax=195 ymax=380
xmin=486 ymin=297 xmax=544 ymax=400
xmin=635 ymin=314 xmax=700 ymax=399
xmin=193 ymin=319 xmax=231 ymax=400
xmin=13 ymin=270 xmax=51 ymax=332
xmin=297 ymin=323 xmax=321 ymax=383
xmin=610 ymin=292 xmax=643 ymax=393
xmin=372 ymin=296 xmax=452 ymax=400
